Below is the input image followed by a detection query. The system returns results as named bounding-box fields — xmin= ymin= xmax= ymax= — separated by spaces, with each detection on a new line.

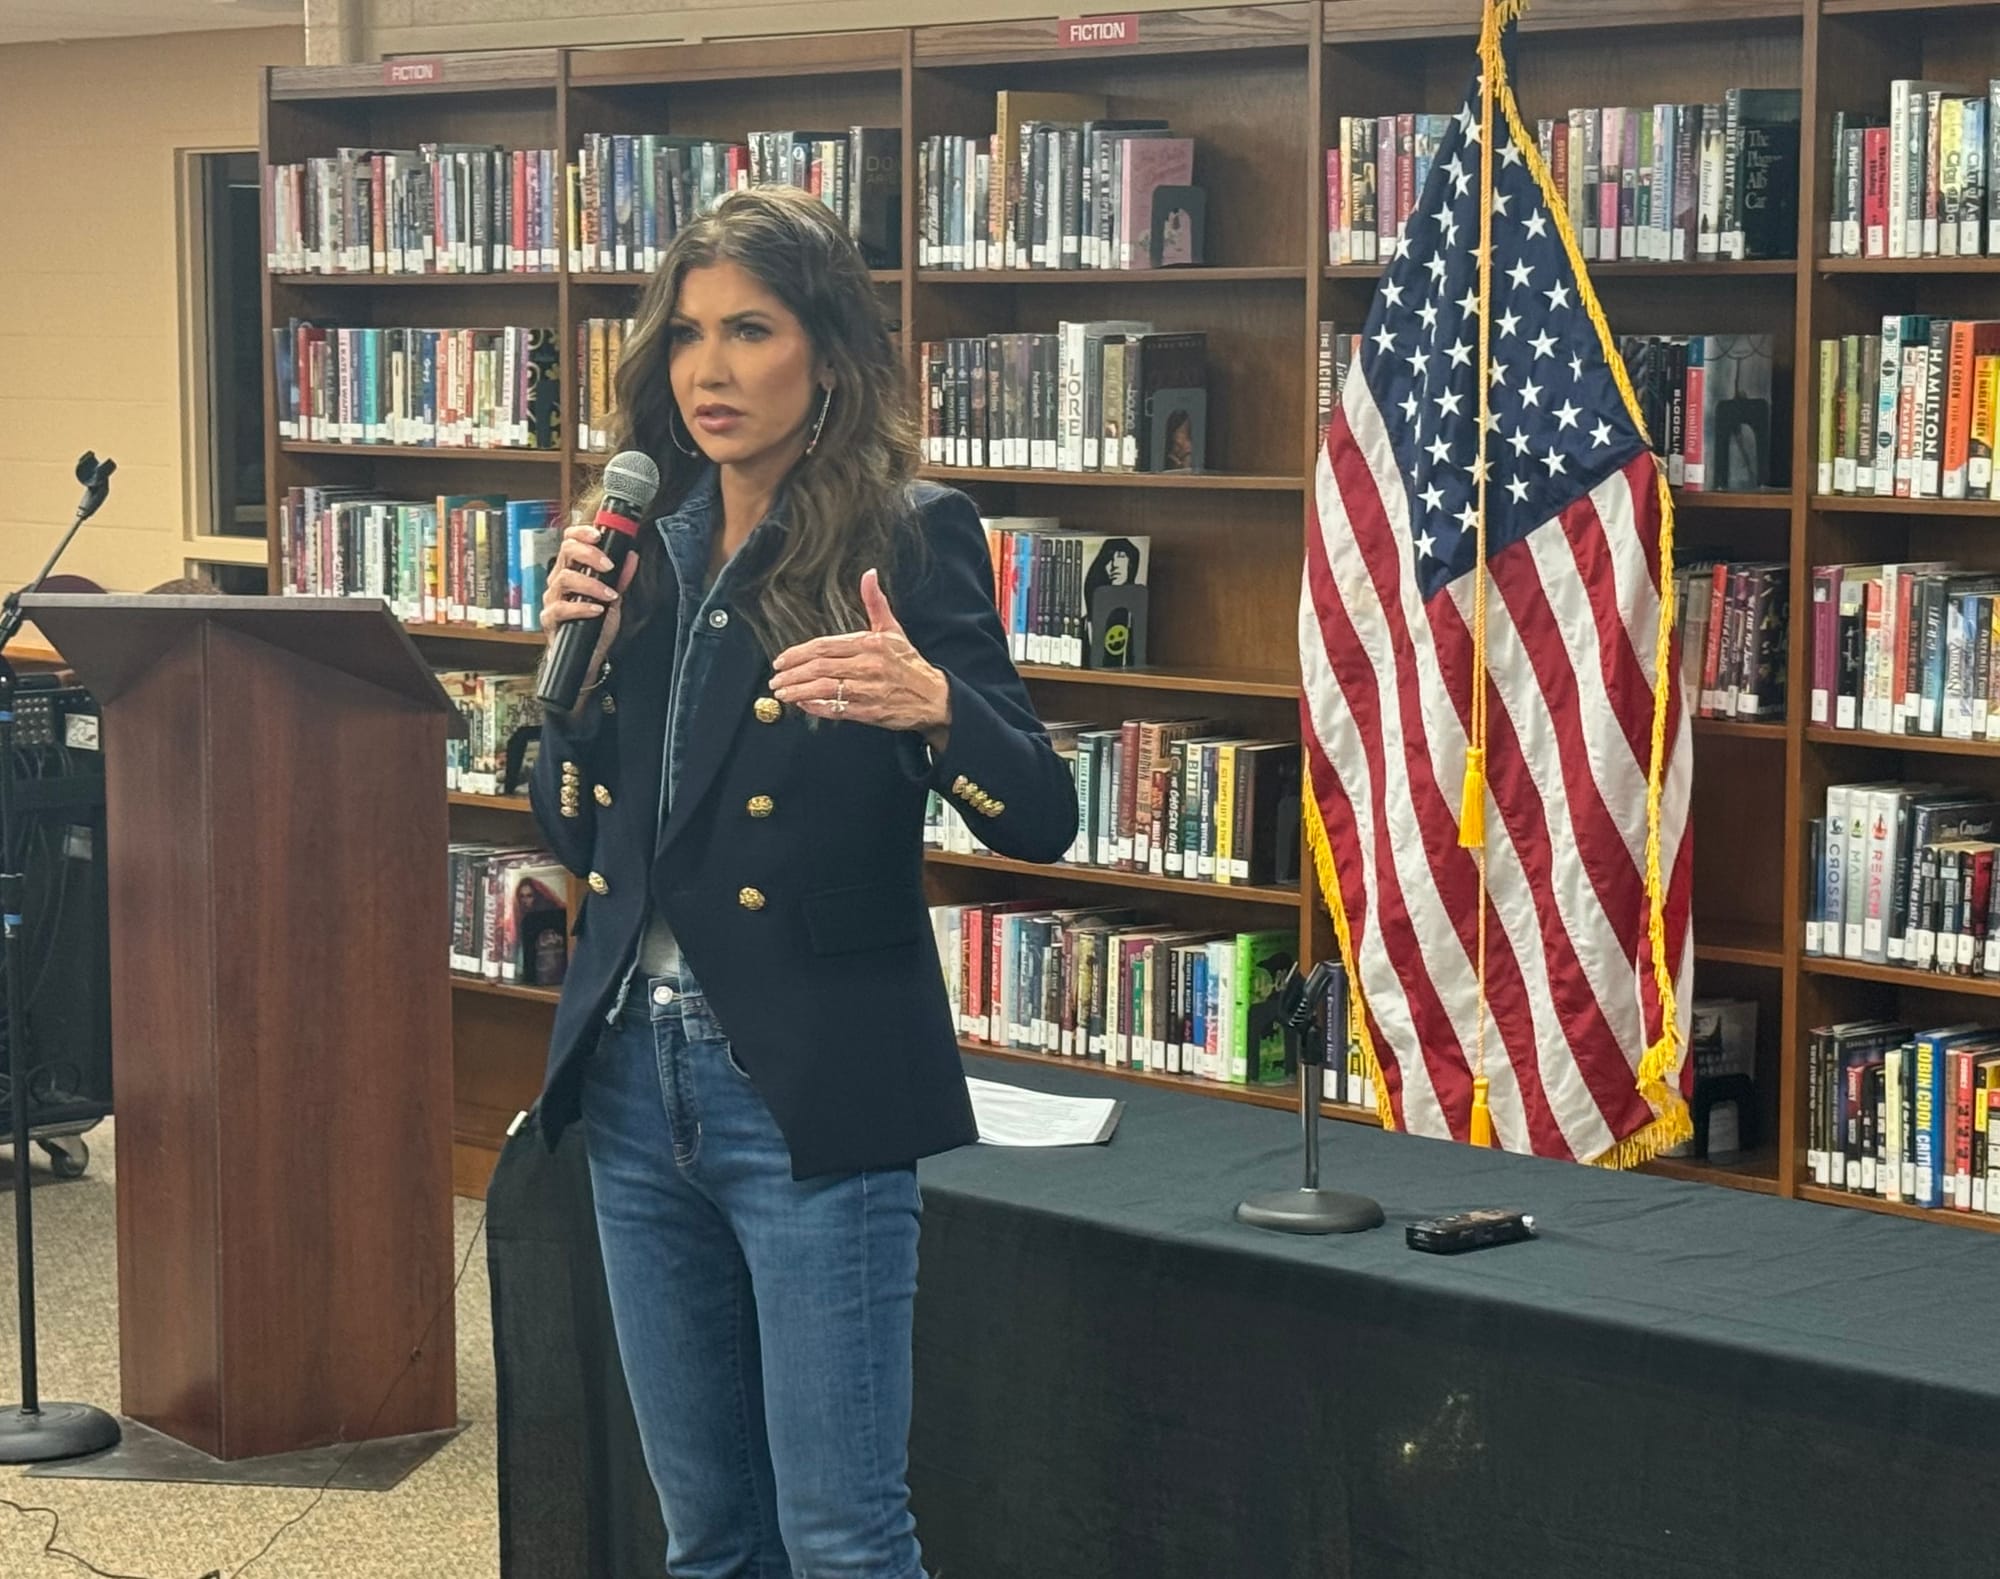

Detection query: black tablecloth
xmin=489 ymin=1054 xmax=2000 ymax=1579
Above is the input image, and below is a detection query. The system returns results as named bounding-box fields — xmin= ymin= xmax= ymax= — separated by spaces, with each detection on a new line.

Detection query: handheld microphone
xmin=535 ymin=450 xmax=661 ymax=711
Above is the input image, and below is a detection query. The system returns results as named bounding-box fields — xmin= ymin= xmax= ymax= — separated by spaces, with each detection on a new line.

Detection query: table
xmin=488 ymin=1053 xmax=2000 ymax=1578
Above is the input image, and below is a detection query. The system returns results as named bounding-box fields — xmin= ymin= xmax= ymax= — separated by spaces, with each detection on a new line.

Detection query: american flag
xmin=1300 ymin=39 xmax=1695 ymax=1164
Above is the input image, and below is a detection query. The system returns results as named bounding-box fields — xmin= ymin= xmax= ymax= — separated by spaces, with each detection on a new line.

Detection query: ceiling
xmin=0 ymin=0 xmax=301 ymax=46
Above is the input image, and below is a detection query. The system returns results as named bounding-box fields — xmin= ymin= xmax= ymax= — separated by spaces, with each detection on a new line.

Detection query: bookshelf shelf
xmin=575 ymin=269 xmax=904 ymax=286
xmin=1805 ymin=725 xmax=2000 ymax=757
xmin=1796 ymin=1184 xmax=2000 ymax=1235
xmin=959 ymin=1037 xmax=1380 ymax=1123
xmin=405 ymin=622 xmax=546 ymax=646
xmin=1324 ymin=260 xmax=1797 ymax=280
xmin=1672 ymin=489 xmax=1795 ymax=511
xmin=1820 ymin=0 xmax=2000 ymax=16
xmin=1693 ymin=921 xmax=1785 ymax=968
xmin=1318 ymin=0 xmax=1805 ymax=42
xmin=272 ymin=272 xmax=557 ymax=287
xmin=1641 ymin=1144 xmax=1783 ymax=1195
xmin=1016 ymin=663 xmax=1298 ymax=698
xmin=1816 ymin=255 xmax=2000 ymax=274
xmin=927 ymin=848 xmax=1301 ymax=907
xmin=919 ymin=267 xmax=1306 ymax=285
xmin=915 ymin=466 xmax=1305 ymax=491
xmin=281 ymin=441 xmax=561 ymax=464
xmin=452 ymin=973 xmax=562 ymax=1005
xmin=1800 ymin=956 xmax=2000 ymax=998
xmin=1811 ymin=494 xmax=2000 ymax=516
xmin=449 ymin=791 xmax=534 ymax=813
xmin=1692 ymin=717 xmax=1785 ymax=741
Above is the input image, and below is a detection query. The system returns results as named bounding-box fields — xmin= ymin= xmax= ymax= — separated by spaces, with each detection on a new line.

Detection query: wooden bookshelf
xmin=257 ymin=1 xmax=1970 ymax=1217
xmin=913 ymin=466 xmax=1307 ymax=491
xmin=1693 ymin=717 xmax=1786 ymax=741
xmin=448 ymin=790 xmax=534 ymax=813
xmin=1796 ymin=1183 xmax=2000 ymax=1233
xmin=961 ymin=1035 xmax=1384 ymax=1122
xmin=926 ymin=848 xmax=1302 ymax=908
xmin=928 ymin=266 xmax=1309 ymax=285
xmin=272 ymin=271 xmax=558 ymax=286
xmin=1643 ymin=1144 xmax=1784 ymax=1194
xmin=1796 ymin=0 xmax=2000 ymax=1233
xmin=1015 ymin=663 xmax=1300 ymax=698
xmin=279 ymin=441 xmax=562 ymax=463
xmin=1805 ymin=725 xmax=2000 ymax=758
xmin=1694 ymin=920 xmax=1786 ymax=968
xmin=1670 ymin=489 xmax=1797 ymax=511
xmin=453 ymin=974 xmax=562 ymax=1006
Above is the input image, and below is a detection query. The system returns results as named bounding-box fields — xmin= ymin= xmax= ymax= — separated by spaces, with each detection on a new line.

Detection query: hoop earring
xmin=804 ymin=387 xmax=832 ymax=456
xmin=668 ymin=406 xmax=700 ymax=458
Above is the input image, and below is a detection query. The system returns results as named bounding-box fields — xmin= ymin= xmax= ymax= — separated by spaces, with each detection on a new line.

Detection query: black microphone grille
xmin=604 ymin=450 xmax=662 ymax=513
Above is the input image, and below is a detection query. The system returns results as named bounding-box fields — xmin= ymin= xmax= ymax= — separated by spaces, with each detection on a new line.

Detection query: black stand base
xmin=1236 ymin=1188 xmax=1386 ymax=1235
xmin=1234 ymin=963 xmax=1387 ymax=1238
xmin=0 ymin=1401 xmax=121 ymax=1464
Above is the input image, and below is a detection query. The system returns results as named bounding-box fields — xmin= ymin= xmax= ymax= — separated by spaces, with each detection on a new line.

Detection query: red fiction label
xmin=1060 ymin=13 xmax=1139 ymax=47
xmin=382 ymin=58 xmax=443 ymax=86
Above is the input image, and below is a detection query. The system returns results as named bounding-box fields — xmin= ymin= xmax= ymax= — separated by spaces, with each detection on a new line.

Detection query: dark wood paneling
xmin=451 ymin=986 xmax=556 ymax=1159
xmin=569 ymin=30 xmax=905 ymax=85
xmin=206 ymin=625 xmax=456 ymax=1458
xmin=110 ymin=629 xmax=222 ymax=1454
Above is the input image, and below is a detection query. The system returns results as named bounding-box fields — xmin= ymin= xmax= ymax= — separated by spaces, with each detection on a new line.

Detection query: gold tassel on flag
xmin=1469 ymin=1077 xmax=1493 ymax=1149
xmin=1456 ymin=748 xmax=1486 ymax=850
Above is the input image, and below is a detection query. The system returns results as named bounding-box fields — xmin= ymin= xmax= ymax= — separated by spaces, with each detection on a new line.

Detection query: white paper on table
xmin=966 ymin=1078 xmax=1123 ymax=1148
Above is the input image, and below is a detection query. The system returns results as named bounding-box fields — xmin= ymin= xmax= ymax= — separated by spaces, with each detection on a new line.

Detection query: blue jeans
xmin=579 ymin=975 xmax=928 ymax=1579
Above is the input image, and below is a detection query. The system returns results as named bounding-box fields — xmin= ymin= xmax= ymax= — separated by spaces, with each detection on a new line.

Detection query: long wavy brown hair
xmin=581 ymin=184 xmax=922 ymax=658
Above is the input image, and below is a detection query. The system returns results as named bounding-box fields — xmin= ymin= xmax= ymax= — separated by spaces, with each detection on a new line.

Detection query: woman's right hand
xmin=543 ymin=521 xmax=639 ymax=683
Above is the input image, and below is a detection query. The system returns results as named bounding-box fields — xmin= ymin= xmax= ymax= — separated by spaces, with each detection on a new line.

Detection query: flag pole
xmin=1459 ymin=0 xmax=1522 ymax=1149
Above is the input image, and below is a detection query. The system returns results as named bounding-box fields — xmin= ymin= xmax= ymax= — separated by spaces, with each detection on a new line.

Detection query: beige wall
xmin=312 ymin=0 xmax=1193 ymax=62
xmin=0 ymin=26 xmax=302 ymax=594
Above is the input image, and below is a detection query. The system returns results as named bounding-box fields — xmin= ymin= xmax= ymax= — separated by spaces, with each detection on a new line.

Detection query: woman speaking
xmin=528 ymin=185 xmax=1077 ymax=1578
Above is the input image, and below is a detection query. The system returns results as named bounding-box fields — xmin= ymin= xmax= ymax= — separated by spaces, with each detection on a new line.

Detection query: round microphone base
xmin=1236 ymin=1188 xmax=1385 ymax=1236
xmin=0 ymin=1400 xmax=121 ymax=1464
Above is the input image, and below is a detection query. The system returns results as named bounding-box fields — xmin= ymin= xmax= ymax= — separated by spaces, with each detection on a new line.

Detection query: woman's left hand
xmin=770 ymin=569 xmax=953 ymax=750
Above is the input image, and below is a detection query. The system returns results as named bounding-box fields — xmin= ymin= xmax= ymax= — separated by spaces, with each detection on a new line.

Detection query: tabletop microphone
xmin=535 ymin=450 xmax=661 ymax=711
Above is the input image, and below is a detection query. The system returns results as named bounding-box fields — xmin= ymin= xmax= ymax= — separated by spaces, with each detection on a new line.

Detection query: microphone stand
xmin=0 ymin=452 xmax=121 ymax=1462
xmin=1236 ymin=960 xmax=1385 ymax=1236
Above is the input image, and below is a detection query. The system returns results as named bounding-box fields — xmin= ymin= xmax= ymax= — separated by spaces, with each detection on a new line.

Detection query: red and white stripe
xmin=1301 ymin=369 xmax=1694 ymax=1162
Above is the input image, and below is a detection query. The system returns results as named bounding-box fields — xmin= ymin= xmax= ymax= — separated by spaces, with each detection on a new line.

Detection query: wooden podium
xmin=20 ymin=594 xmax=463 ymax=1461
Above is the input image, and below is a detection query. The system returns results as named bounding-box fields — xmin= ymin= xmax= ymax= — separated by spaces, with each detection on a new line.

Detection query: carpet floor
xmin=0 ymin=1120 xmax=499 ymax=1578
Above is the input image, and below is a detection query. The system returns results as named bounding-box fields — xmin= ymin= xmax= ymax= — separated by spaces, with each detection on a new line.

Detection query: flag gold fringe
xmin=1485 ymin=19 xmax=1692 ymax=1159
xmin=1589 ymin=1096 xmax=1694 ymax=1170
xmin=1302 ymin=785 xmax=1398 ymax=1131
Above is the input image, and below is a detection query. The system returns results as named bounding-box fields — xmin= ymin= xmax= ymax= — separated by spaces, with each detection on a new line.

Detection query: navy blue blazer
xmin=529 ymin=481 xmax=1078 ymax=1178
